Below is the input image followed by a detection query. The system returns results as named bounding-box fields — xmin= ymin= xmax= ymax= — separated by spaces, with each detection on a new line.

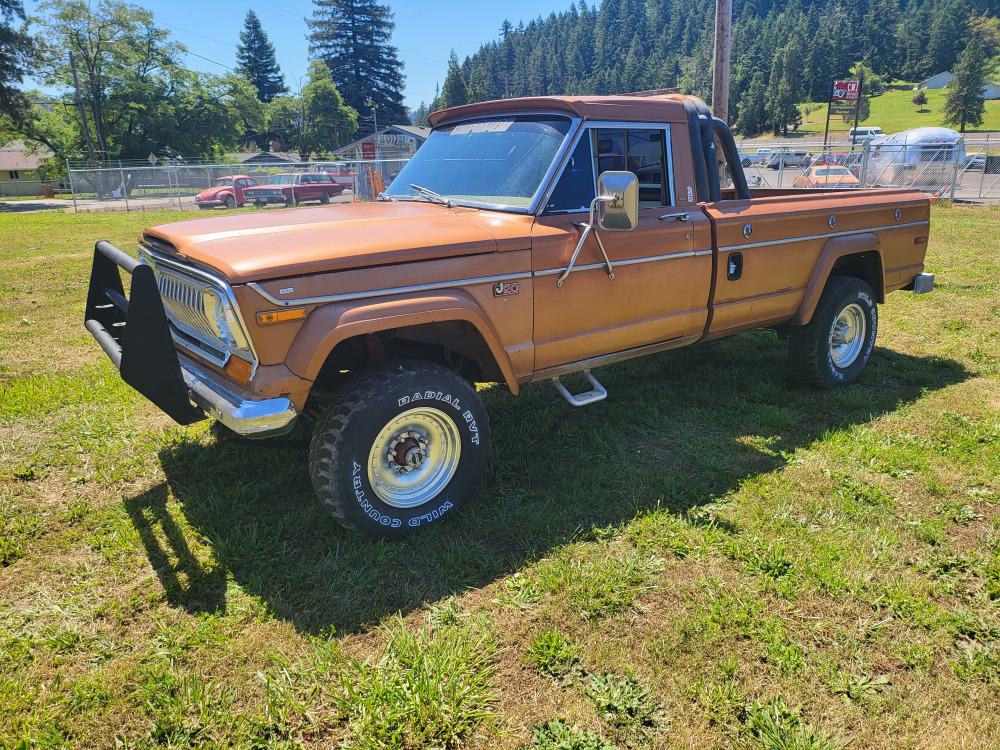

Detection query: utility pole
xmin=712 ymin=0 xmax=733 ymax=122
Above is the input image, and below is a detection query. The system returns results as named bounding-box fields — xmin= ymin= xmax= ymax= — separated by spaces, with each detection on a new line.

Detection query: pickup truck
xmin=243 ymin=172 xmax=346 ymax=207
xmin=84 ymin=94 xmax=934 ymax=538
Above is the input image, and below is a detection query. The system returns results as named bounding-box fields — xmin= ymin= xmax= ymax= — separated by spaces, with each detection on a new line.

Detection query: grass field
xmin=800 ymin=88 xmax=1000 ymax=135
xmin=1 ymin=206 xmax=998 ymax=749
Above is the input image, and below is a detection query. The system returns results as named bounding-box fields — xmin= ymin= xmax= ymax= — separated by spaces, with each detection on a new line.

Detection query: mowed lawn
xmin=1 ymin=205 xmax=998 ymax=750
xmin=800 ymin=88 xmax=1000 ymax=135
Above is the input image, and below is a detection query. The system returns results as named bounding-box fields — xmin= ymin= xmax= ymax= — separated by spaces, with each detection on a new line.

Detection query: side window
xmin=594 ymin=127 xmax=671 ymax=207
xmin=545 ymin=135 xmax=595 ymax=213
xmin=246 ymin=178 xmax=257 ymax=187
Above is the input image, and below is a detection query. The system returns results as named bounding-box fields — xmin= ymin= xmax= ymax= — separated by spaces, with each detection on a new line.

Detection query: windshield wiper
xmin=408 ymin=183 xmax=452 ymax=207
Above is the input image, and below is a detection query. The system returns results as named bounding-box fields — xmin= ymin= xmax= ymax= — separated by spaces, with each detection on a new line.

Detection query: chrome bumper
xmin=181 ymin=357 xmax=298 ymax=437
xmin=912 ymin=273 xmax=934 ymax=294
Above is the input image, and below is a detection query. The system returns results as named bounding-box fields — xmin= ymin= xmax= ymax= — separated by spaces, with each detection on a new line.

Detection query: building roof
xmin=230 ymin=151 xmax=301 ymax=164
xmin=390 ymin=124 xmax=431 ymax=139
xmin=331 ymin=125 xmax=431 ymax=156
xmin=428 ymin=94 xmax=700 ymax=127
xmin=0 ymin=143 xmax=52 ymax=171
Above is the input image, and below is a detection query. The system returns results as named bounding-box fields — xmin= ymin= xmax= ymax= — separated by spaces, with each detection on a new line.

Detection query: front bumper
xmin=84 ymin=240 xmax=298 ymax=437
xmin=247 ymin=193 xmax=287 ymax=204
xmin=195 ymin=198 xmax=224 ymax=207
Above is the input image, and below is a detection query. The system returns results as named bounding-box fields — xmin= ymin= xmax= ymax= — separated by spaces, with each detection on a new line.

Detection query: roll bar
xmin=680 ymin=98 xmax=751 ymax=202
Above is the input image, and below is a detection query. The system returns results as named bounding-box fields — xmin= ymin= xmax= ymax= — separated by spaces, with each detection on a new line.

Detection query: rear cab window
xmin=545 ymin=124 xmax=674 ymax=214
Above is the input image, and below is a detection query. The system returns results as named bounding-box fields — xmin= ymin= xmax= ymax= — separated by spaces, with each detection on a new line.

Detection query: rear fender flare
xmin=285 ymin=289 xmax=521 ymax=394
xmin=791 ymin=234 xmax=883 ymax=325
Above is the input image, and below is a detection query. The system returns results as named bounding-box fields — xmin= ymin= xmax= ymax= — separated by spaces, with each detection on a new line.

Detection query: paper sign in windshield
xmin=450 ymin=121 xmax=514 ymax=135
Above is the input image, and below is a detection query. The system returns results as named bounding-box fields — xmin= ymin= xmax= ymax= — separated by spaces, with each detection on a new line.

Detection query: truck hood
xmin=143 ymin=201 xmax=507 ymax=283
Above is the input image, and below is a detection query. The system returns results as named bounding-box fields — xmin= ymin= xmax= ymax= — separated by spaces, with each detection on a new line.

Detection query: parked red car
xmin=195 ymin=175 xmax=257 ymax=209
xmin=243 ymin=172 xmax=347 ymax=207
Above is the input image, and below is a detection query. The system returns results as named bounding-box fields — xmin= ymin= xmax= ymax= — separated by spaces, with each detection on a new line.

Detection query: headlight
xmin=202 ymin=288 xmax=251 ymax=354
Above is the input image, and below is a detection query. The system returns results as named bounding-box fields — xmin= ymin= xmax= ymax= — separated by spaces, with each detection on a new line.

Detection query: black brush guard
xmin=84 ymin=240 xmax=205 ymax=425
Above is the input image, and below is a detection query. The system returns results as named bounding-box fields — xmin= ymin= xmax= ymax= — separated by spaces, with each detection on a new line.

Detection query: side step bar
xmin=551 ymin=370 xmax=608 ymax=407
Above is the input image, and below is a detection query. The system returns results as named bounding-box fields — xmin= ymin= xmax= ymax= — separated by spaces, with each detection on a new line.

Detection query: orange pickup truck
xmin=85 ymin=94 xmax=933 ymax=537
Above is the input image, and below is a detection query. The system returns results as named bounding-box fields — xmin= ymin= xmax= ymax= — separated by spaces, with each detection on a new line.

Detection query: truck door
xmin=531 ymin=123 xmax=713 ymax=371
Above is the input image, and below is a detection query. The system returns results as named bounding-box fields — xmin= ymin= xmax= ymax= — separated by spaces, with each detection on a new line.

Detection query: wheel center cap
xmin=388 ymin=431 xmax=429 ymax=474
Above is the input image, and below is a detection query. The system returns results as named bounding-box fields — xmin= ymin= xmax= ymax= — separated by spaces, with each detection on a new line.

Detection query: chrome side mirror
xmin=595 ymin=171 xmax=639 ymax=231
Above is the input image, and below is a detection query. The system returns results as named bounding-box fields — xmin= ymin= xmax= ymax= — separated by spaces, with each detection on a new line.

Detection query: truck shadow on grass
xmin=126 ymin=330 xmax=969 ymax=633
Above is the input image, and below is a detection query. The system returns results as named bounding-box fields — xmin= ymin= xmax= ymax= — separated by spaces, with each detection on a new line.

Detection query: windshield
xmin=213 ymin=178 xmax=234 ymax=186
xmin=269 ymin=174 xmax=296 ymax=184
xmin=384 ymin=115 xmax=572 ymax=209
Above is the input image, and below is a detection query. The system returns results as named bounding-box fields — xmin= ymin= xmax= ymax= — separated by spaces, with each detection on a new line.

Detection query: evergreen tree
xmin=308 ymin=0 xmax=407 ymax=133
xmin=411 ymin=100 xmax=430 ymax=126
xmin=733 ymin=70 xmax=768 ymax=136
xmin=944 ymin=34 xmax=987 ymax=131
xmin=440 ymin=51 xmax=470 ymax=108
xmin=0 ymin=0 xmax=34 ymax=128
xmin=428 ymin=0 xmax=995 ymax=137
xmin=236 ymin=10 xmax=287 ymax=103
xmin=923 ymin=0 xmax=970 ymax=75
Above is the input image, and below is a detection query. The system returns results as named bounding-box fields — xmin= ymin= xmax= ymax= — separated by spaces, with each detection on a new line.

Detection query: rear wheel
xmin=320 ymin=193 xmax=331 ymax=204
xmin=224 ymin=194 xmax=236 ymax=209
xmin=788 ymin=276 xmax=878 ymax=388
xmin=309 ymin=360 xmax=490 ymax=538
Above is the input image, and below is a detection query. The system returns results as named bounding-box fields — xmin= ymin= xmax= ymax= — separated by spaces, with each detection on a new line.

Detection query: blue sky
xmin=24 ymin=0 xmax=573 ymax=113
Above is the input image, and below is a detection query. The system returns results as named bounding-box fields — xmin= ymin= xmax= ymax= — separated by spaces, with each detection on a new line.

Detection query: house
xmin=0 ymin=143 xmax=52 ymax=197
xmin=331 ymin=125 xmax=431 ymax=161
xmin=916 ymin=72 xmax=1000 ymax=99
xmin=917 ymin=72 xmax=955 ymax=90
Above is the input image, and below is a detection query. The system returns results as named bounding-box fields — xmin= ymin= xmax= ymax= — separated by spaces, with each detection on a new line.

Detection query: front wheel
xmin=320 ymin=193 xmax=331 ymax=204
xmin=224 ymin=194 xmax=236 ymax=209
xmin=788 ymin=276 xmax=878 ymax=388
xmin=309 ymin=360 xmax=490 ymax=538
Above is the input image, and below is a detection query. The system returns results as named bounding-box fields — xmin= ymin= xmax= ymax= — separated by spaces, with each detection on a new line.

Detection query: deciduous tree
xmin=300 ymin=59 xmax=358 ymax=156
xmin=0 ymin=0 xmax=34 ymax=128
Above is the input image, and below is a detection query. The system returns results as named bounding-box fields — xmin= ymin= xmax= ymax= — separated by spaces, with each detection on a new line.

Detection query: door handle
xmin=659 ymin=212 xmax=690 ymax=222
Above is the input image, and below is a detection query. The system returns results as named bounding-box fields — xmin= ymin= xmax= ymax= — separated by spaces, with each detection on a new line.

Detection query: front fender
xmin=284 ymin=289 xmax=521 ymax=394
xmin=790 ymin=233 xmax=883 ymax=325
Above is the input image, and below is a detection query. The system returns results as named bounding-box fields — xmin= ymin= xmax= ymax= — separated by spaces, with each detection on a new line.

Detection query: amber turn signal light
xmin=257 ymin=307 xmax=308 ymax=325
xmin=224 ymin=355 xmax=253 ymax=385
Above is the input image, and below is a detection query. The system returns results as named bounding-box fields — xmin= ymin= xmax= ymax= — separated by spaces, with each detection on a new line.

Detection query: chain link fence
xmin=732 ymin=133 xmax=1000 ymax=201
xmin=61 ymin=134 xmax=1000 ymax=212
xmin=65 ymin=158 xmax=410 ymax=212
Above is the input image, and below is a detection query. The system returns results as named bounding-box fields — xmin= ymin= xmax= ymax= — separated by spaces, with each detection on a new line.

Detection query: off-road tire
xmin=788 ymin=275 xmax=878 ymax=388
xmin=308 ymin=360 xmax=490 ymax=538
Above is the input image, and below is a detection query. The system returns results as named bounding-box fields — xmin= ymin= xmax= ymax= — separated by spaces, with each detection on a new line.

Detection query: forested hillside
xmin=412 ymin=0 xmax=999 ymax=135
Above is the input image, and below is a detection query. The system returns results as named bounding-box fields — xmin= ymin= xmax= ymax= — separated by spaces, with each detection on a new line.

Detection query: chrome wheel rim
xmin=367 ymin=407 xmax=461 ymax=509
xmin=830 ymin=303 xmax=866 ymax=368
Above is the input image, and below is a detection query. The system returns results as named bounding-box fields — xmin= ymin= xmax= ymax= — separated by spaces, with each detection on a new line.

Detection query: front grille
xmin=150 ymin=263 xmax=229 ymax=365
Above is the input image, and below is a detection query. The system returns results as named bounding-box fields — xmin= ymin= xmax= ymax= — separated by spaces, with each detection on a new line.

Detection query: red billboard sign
xmin=832 ymin=80 xmax=860 ymax=102
xmin=361 ymin=140 xmax=376 ymax=160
